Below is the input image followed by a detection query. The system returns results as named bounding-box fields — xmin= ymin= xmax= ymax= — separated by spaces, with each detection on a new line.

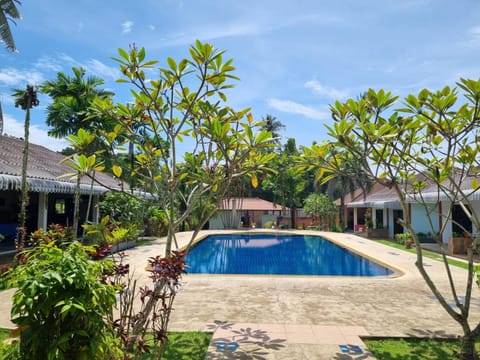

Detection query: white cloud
xmin=148 ymin=25 xmax=156 ymax=31
xmin=85 ymin=59 xmax=120 ymax=80
xmin=305 ymin=80 xmax=348 ymax=100
xmin=49 ymin=54 xmax=119 ymax=80
xmin=267 ymin=98 xmax=328 ymax=120
xmin=0 ymin=68 xmax=45 ymax=86
xmin=35 ymin=56 xmax=64 ymax=73
xmin=3 ymin=114 xmax=68 ymax=152
xmin=470 ymin=26 xmax=480 ymax=40
xmin=122 ymin=20 xmax=134 ymax=34
xmin=164 ymin=23 xmax=260 ymax=46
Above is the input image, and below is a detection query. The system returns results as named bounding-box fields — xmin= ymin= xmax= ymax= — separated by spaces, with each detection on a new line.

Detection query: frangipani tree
xmin=302 ymin=79 xmax=480 ymax=359
xmin=86 ymin=41 xmax=274 ymax=255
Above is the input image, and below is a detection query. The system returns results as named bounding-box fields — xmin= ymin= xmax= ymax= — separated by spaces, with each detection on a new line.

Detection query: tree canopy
xmin=81 ymin=41 xmax=274 ymax=255
xmin=302 ymin=79 xmax=480 ymax=359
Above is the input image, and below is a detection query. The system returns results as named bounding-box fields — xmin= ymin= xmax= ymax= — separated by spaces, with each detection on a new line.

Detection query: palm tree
xmin=261 ymin=114 xmax=285 ymax=145
xmin=13 ymin=85 xmax=39 ymax=249
xmin=0 ymin=0 xmax=21 ymax=52
xmin=41 ymin=67 xmax=115 ymax=138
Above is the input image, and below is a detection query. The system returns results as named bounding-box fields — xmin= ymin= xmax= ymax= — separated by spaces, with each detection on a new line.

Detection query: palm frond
xmin=0 ymin=0 xmax=21 ymax=51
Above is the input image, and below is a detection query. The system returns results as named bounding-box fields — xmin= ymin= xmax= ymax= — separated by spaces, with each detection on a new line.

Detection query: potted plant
xmin=82 ymin=216 xmax=138 ymax=253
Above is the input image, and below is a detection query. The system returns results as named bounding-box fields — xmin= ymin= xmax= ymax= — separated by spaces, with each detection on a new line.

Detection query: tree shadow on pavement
xmin=205 ymin=320 xmax=286 ymax=360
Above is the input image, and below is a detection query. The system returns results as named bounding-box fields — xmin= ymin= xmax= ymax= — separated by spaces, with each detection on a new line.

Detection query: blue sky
xmin=1 ymin=0 xmax=480 ymax=151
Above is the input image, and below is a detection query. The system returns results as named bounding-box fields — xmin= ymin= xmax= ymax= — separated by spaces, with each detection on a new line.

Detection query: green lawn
xmin=161 ymin=332 xmax=212 ymax=360
xmin=375 ymin=239 xmax=469 ymax=269
xmin=3 ymin=328 xmax=474 ymax=359
xmin=0 ymin=329 xmax=212 ymax=360
xmin=364 ymin=337 xmax=468 ymax=359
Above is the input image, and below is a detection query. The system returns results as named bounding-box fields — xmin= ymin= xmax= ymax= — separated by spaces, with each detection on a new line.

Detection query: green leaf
xmin=112 ymin=165 xmax=122 ymax=178
xmin=117 ymin=48 xmax=130 ymax=61
xmin=167 ymin=57 xmax=177 ymax=72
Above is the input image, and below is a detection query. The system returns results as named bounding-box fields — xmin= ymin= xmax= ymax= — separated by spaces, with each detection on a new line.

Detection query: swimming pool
xmin=185 ymin=233 xmax=393 ymax=276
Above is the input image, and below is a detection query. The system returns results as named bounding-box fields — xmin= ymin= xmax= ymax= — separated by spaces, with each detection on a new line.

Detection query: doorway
xmin=452 ymin=204 xmax=472 ymax=235
xmin=393 ymin=209 xmax=404 ymax=235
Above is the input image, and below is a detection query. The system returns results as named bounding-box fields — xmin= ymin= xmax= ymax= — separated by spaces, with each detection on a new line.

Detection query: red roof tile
xmin=222 ymin=197 xmax=287 ymax=211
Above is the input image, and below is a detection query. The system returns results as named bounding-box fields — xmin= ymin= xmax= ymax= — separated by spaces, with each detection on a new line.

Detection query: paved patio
xmin=1 ymin=230 xmax=479 ymax=359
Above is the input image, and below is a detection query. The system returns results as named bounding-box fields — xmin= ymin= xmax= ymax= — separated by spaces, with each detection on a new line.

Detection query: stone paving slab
xmin=204 ymin=322 xmax=375 ymax=359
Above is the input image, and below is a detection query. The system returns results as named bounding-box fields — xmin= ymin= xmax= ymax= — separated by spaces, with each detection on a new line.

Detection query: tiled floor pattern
xmin=204 ymin=322 xmax=376 ymax=359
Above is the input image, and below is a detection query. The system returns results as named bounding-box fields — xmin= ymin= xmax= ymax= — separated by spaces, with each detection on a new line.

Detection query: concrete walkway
xmin=1 ymin=230 xmax=479 ymax=359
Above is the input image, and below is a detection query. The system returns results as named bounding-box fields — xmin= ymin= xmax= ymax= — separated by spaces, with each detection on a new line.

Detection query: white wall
xmin=410 ymin=202 xmax=440 ymax=237
xmin=209 ymin=211 xmax=242 ymax=229
xmin=209 ymin=214 xmax=224 ymax=229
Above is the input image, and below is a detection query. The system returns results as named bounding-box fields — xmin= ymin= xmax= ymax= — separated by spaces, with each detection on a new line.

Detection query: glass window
xmin=55 ymin=199 xmax=66 ymax=214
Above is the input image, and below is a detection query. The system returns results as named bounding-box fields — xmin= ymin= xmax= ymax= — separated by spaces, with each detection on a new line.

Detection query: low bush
xmin=263 ymin=220 xmax=275 ymax=229
xmin=0 ymin=264 xmax=12 ymax=290
xmin=394 ymin=232 xmax=412 ymax=244
xmin=11 ymin=241 xmax=120 ymax=360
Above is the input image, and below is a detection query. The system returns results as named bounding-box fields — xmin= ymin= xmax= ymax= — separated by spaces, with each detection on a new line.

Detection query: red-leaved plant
xmin=106 ymin=250 xmax=187 ymax=359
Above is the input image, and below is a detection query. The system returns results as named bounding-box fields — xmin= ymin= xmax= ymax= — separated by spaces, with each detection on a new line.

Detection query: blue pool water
xmin=185 ymin=233 xmax=393 ymax=276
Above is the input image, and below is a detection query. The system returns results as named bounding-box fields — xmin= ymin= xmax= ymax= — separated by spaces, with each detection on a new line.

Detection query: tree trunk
xmin=73 ymin=175 xmax=81 ymax=235
xmin=82 ymin=175 xmax=95 ymax=239
xmin=339 ymin=196 xmax=346 ymax=230
xmin=18 ymin=107 xmax=31 ymax=249
xmin=290 ymin=206 xmax=296 ymax=229
xmin=460 ymin=332 xmax=479 ymax=360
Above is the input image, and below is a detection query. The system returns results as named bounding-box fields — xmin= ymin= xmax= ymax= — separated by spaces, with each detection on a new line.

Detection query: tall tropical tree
xmin=87 ymin=41 xmax=275 ymax=256
xmin=13 ymin=85 xmax=39 ymax=249
xmin=305 ymin=81 xmax=480 ymax=359
xmin=41 ymin=67 xmax=115 ymax=139
xmin=303 ymin=192 xmax=338 ymax=229
xmin=261 ymin=114 xmax=285 ymax=146
xmin=0 ymin=0 xmax=21 ymax=52
xmin=263 ymin=138 xmax=305 ymax=227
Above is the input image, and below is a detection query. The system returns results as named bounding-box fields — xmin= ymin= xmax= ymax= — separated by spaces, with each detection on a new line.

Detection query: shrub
xmin=28 ymin=224 xmax=75 ymax=248
xmin=98 ymin=192 xmax=143 ymax=229
xmin=394 ymin=232 xmax=412 ymax=244
xmin=0 ymin=264 xmax=12 ymax=290
xmin=108 ymin=250 xmax=187 ymax=358
xmin=263 ymin=220 xmax=275 ymax=229
xmin=82 ymin=215 xmax=138 ymax=247
xmin=145 ymin=207 xmax=168 ymax=236
xmin=11 ymin=241 xmax=121 ymax=360
xmin=329 ymin=224 xmax=343 ymax=232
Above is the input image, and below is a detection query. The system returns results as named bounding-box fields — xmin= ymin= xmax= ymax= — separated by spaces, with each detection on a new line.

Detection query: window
xmin=55 ymin=199 xmax=66 ymax=214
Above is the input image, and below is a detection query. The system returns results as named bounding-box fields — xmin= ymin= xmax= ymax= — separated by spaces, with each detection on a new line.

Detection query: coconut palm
xmin=13 ymin=85 xmax=39 ymax=249
xmin=0 ymin=0 xmax=21 ymax=52
xmin=261 ymin=114 xmax=285 ymax=145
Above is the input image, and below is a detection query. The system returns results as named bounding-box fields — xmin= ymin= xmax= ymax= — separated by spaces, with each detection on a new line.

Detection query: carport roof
xmin=222 ymin=197 xmax=287 ymax=211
